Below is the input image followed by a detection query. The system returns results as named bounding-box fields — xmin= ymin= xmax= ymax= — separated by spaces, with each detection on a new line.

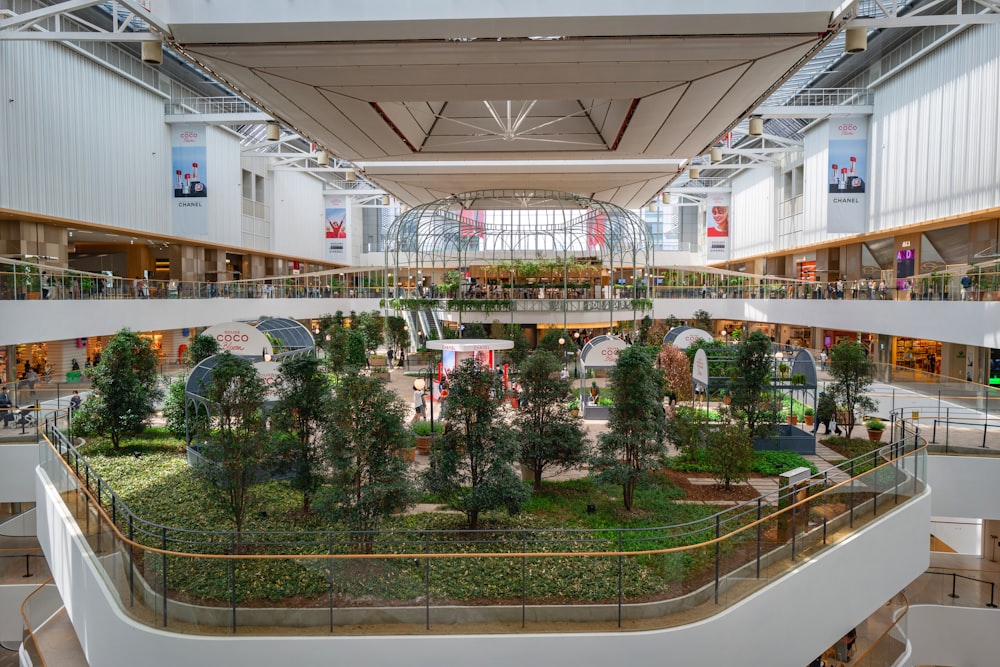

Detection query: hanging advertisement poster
xmin=587 ymin=211 xmax=607 ymax=251
xmin=706 ymin=192 xmax=730 ymax=260
xmin=325 ymin=196 xmax=347 ymax=261
xmin=171 ymin=124 xmax=208 ymax=237
xmin=827 ymin=117 xmax=868 ymax=233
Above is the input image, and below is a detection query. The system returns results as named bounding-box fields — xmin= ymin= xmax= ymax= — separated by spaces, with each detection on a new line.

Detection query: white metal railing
xmin=166 ymin=97 xmax=261 ymax=115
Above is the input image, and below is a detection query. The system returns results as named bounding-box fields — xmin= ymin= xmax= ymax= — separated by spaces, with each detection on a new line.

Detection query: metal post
xmin=714 ymin=515 xmax=721 ymax=604
xmin=791 ymin=495 xmax=797 ymax=561
xmin=849 ymin=460 xmax=855 ymax=528
xmin=823 ymin=472 xmax=829 ymax=545
xmin=948 ymin=573 xmax=959 ymax=598
xmin=230 ymin=536 xmax=237 ymax=633
xmin=161 ymin=526 xmax=168 ymax=627
xmin=617 ymin=529 xmax=623 ymax=627
xmin=521 ymin=532 xmax=526 ymax=629
xmin=988 ymin=582 xmax=997 ymax=608
xmin=128 ymin=515 xmax=135 ymax=607
xmin=328 ymin=533 xmax=334 ymax=633
xmin=424 ymin=534 xmax=431 ymax=631
xmin=756 ymin=498 xmax=762 ymax=579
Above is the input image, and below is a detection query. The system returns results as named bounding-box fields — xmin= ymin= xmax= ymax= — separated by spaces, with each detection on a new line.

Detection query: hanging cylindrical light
xmin=317 ymin=150 xmax=329 ymax=166
xmin=845 ymin=27 xmax=867 ymax=54
xmin=749 ymin=117 xmax=764 ymax=136
xmin=689 ymin=168 xmax=701 ymax=180
xmin=661 ymin=193 xmax=671 ymax=205
xmin=710 ymin=147 xmax=723 ymax=163
xmin=345 ymin=170 xmax=356 ymax=182
xmin=141 ymin=41 xmax=163 ymax=65
xmin=647 ymin=203 xmax=656 ymax=213
xmin=382 ymin=195 xmax=390 ymax=206
xmin=265 ymin=121 xmax=280 ymax=141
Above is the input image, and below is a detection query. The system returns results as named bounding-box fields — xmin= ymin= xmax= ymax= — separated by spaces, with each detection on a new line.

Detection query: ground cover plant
xmin=78 ymin=429 xmax=766 ymax=607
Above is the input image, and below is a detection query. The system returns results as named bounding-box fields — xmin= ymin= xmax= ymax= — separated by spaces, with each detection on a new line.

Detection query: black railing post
xmin=161 ymin=526 xmax=168 ymax=627
xmin=618 ymin=529 xmax=624 ymax=627
xmin=849 ymin=460 xmax=855 ymax=528
xmin=328 ymin=533 xmax=334 ymax=633
xmin=755 ymin=498 xmax=762 ymax=579
xmin=521 ymin=531 xmax=526 ymax=629
xmin=791 ymin=497 xmax=797 ymax=562
xmin=23 ymin=554 xmax=32 ymax=578
xmin=948 ymin=573 xmax=959 ymax=599
xmin=128 ymin=514 xmax=135 ymax=607
xmin=714 ymin=516 xmax=721 ymax=605
xmin=230 ymin=535 xmax=237 ymax=634
xmin=823 ymin=472 xmax=828 ymax=545
xmin=989 ymin=582 xmax=997 ymax=608
xmin=424 ymin=533 xmax=431 ymax=631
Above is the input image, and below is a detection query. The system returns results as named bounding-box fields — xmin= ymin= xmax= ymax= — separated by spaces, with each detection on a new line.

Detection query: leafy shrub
xmin=412 ymin=420 xmax=445 ymax=436
xmin=864 ymin=418 xmax=885 ymax=430
xmin=751 ymin=451 xmax=818 ymax=476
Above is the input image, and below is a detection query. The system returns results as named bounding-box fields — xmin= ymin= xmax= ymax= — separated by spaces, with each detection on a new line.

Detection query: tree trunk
xmin=534 ymin=466 xmax=543 ymax=491
xmin=622 ymin=479 xmax=635 ymax=512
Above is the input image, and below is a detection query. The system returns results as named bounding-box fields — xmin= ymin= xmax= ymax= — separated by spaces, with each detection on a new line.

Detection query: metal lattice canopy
xmin=384 ymin=190 xmax=651 ymax=290
xmin=254 ymin=318 xmax=315 ymax=358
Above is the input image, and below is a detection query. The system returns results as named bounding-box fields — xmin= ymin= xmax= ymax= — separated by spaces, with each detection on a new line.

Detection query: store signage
xmin=827 ymin=116 xmax=868 ymax=233
xmin=580 ymin=335 xmax=628 ymax=368
xmin=201 ymin=321 xmax=272 ymax=357
xmin=692 ymin=349 xmax=709 ymax=387
xmin=252 ymin=361 xmax=283 ymax=403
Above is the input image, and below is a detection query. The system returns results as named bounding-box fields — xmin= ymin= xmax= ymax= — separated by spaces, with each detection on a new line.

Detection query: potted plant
xmin=865 ymin=417 xmax=885 ymax=442
xmin=803 ymin=406 xmax=815 ymax=426
xmin=412 ymin=420 xmax=444 ymax=455
xmin=778 ymin=362 xmax=790 ymax=381
xmin=568 ymin=397 xmax=580 ymax=418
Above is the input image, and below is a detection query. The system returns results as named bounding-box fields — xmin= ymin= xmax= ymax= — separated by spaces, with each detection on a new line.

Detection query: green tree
xmin=827 ymin=340 xmax=877 ymax=435
xmin=537 ymin=328 xmax=569 ymax=353
xmin=728 ymin=331 xmax=776 ymax=439
xmin=385 ymin=315 xmax=408 ymax=353
xmin=638 ymin=315 xmax=654 ymax=345
xmin=318 ymin=312 xmax=350 ymax=375
xmin=185 ymin=333 xmax=220 ymax=367
xmin=161 ymin=378 xmax=209 ymax=441
xmin=197 ymin=353 xmax=269 ymax=537
xmin=346 ymin=329 xmax=368 ymax=369
xmin=592 ymin=345 xmax=668 ymax=512
xmin=461 ymin=322 xmax=487 ymax=339
xmin=503 ymin=323 xmax=532 ymax=370
xmin=320 ymin=371 xmax=415 ymax=551
xmin=704 ymin=411 xmax=754 ymax=490
xmin=424 ymin=359 xmax=527 ymax=529
xmin=513 ymin=350 xmax=588 ymax=490
xmin=271 ymin=356 xmax=333 ymax=513
xmin=353 ymin=310 xmax=384 ymax=354
xmin=87 ymin=328 xmax=163 ymax=449
xmin=692 ymin=309 xmax=714 ymax=333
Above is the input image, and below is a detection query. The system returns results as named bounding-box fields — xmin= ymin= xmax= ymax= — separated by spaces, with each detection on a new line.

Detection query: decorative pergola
xmin=384 ymin=190 xmax=650 ymax=295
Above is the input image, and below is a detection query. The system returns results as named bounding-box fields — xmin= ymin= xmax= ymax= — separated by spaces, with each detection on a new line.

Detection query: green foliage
xmin=503 ymin=324 xmax=531 ymax=370
xmin=864 ymin=417 xmax=885 ymax=431
xmin=751 ymin=451 xmax=818 ymax=476
xmin=197 ymin=353 xmax=270 ymax=536
xmin=704 ymin=413 xmax=754 ymax=490
xmin=446 ymin=299 xmax=513 ymax=313
xmin=186 ymin=334 xmax=220 ymax=367
xmin=411 ymin=420 xmax=445 ymax=436
xmin=665 ymin=404 xmax=705 ymax=464
xmin=320 ymin=371 xmax=415 ymax=550
xmin=460 ymin=322 xmax=488 ymax=339
xmin=352 ymin=310 xmax=384 ymax=353
xmin=592 ymin=345 xmax=668 ymax=512
xmin=728 ymin=331 xmax=777 ymax=439
xmin=803 ymin=406 xmax=815 ymax=417
xmin=513 ymin=350 xmax=589 ymax=490
xmin=87 ymin=328 xmax=163 ymax=449
xmin=424 ymin=359 xmax=528 ymax=529
xmin=827 ymin=340 xmax=877 ymax=434
xmin=385 ymin=316 xmax=408 ymax=353
xmin=537 ymin=328 xmax=569 ymax=353
xmin=692 ymin=309 xmax=713 ymax=332
xmin=162 ymin=378 xmax=208 ymax=440
xmin=630 ymin=298 xmax=653 ymax=311
xmin=270 ymin=356 xmax=333 ymax=512
xmin=345 ymin=329 xmax=368 ymax=369
xmin=318 ymin=312 xmax=350 ymax=375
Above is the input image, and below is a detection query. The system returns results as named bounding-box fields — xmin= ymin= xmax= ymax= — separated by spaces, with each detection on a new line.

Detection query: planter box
xmin=753 ymin=424 xmax=816 ymax=455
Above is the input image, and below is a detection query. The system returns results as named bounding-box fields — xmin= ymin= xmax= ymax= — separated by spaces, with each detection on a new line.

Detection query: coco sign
xmin=201 ymin=321 xmax=272 ymax=356
xmin=252 ymin=361 xmax=283 ymax=403
xmin=580 ymin=335 xmax=628 ymax=368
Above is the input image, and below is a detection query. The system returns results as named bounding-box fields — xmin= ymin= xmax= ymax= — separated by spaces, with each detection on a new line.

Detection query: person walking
xmin=0 ymin=386 xmax=12 ymax=428
xmin=412 ymin=383 xmax=425 ymax=422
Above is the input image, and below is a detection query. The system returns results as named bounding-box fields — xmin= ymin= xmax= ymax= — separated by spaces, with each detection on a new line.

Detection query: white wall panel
xmin=273 ymin=171 xmax=325 ymax=261
xmin=204 ymin=127 xmax=244 ymax=247
xmin=729 ymin=167 xmax=775 ymax=259
xmin=870 ymin=24 xmax=1000 ymax=230
xmin=0 ymin=40 xmax=171 ymax=233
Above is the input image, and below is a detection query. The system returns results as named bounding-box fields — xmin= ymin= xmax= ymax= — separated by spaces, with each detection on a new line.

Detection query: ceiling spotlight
xmin=265 ymin=121 xmax=280 ymax=141
xmin=140 ymin=41 xmax=162 ymax=66
xmin=845 ymin=27 xmax=867 ymax=54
